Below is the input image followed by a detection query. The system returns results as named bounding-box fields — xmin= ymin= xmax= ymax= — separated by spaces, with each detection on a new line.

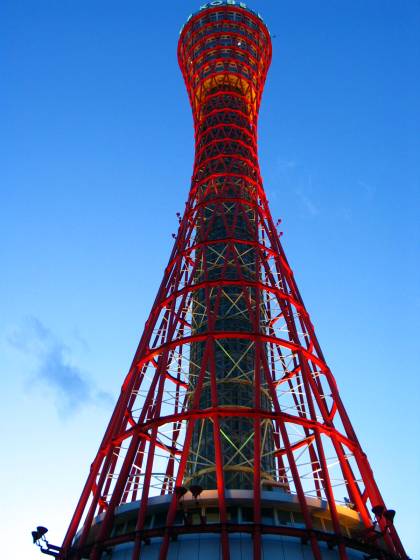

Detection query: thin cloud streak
xmin=295 ymin=188 xmax=319 ymax=216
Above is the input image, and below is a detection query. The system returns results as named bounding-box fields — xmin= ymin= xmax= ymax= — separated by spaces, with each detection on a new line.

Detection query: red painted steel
xmin=58 ymin=3 xmax=407 ymax=560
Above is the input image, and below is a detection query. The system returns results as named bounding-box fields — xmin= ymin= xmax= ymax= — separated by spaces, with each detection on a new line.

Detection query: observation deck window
xmin=186 ymin=24 xmax=261 ymax=49
xmin=206 ymin=508 xmax=220 ymax=523
xmin=261 ymin=509 xmax=275 ymax=525
xmin=227 ymin=507 xmax=239 ymax=522
xmin=153 ymin=512 xmax=167 ymax=527
xmin=291 ymin=511 xmax=305 ymax=528
xmin=241 ymin=507 xmax=254 ymax=523
xmin=111 ymin=521 xmax=125 ymax=536
xmin=321 ymin=518 xmax=334 ymax=533
xmin=173 ymin=512 xmax=184 ymax=526
xmin=276 ymin=509 xmax=292 ymax=524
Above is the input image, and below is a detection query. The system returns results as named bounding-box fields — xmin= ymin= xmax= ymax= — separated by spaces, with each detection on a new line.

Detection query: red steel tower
xmin=53 ymin=2 xmax=407 ymax=559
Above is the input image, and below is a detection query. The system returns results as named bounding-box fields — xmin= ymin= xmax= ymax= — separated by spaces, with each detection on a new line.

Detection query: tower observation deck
xmin=55 ymin=2 xmax=408 ymax=560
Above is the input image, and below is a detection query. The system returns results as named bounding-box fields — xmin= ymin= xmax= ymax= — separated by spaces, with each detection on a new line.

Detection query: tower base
xmin=71 ymin=490 xmax=391 ymax=559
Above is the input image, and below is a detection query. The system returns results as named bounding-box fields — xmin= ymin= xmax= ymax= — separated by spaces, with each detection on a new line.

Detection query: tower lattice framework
xmin=59 ymin=3 xmax=407 ymax=560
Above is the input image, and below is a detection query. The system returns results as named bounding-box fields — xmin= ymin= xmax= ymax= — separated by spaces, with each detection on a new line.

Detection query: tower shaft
xmin=187 ymin=89 xmax=275 ymax=489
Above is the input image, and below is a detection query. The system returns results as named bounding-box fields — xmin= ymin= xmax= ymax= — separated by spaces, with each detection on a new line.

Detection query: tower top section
xmin=179 ymin=1 xmax=270 ymax=35
xmin=178 ymin=1 xmax=272 ymax=124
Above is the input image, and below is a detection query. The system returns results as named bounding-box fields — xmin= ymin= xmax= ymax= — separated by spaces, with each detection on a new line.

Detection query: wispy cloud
xmin=295 ymin=188 xmax=319 ymax=216
xmin=276 ymin=158 xmax=297 ymax=171
xmin=8 ymin=317 xmax=112 ymax=417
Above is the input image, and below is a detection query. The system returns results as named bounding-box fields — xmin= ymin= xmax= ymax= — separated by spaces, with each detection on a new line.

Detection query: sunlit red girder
xmin=58 ymin=3 xmax=407 ymax=560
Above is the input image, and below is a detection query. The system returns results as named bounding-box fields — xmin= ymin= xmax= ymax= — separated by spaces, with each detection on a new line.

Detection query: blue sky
xmin=1 ymin=1 xmax=419 ymax=558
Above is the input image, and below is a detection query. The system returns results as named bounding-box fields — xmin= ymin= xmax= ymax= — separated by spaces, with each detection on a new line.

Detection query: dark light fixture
xmin=31 ymin=525 xmax=61 ymax=558
xmin=372 ymin=505 xmax=385 ymax=518
xmin=175 ymin=485 xmax=188 ymax=499
xmin=189 ymin=484 xmax=203 ymax=499
xmin=37 ymin=526 xmax=48 ymax=537
xmin=384 ymin=509 xmax=396 ymax=524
